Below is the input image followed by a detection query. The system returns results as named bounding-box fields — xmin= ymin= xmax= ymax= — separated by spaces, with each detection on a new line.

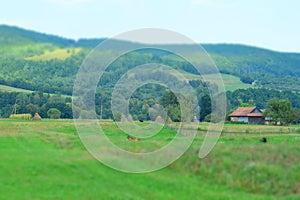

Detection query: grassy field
xmin=0 ymin=84 xmax=33 ymax=93
xmin=204 ymin=73 xmax=253 ymax=91
xmin=0 ymin=119 xmax=299 ymax=199
xmin=189 ymin=73 xmax=253 ymax=91
xmin=162 ymin=52 xmax=253 ymax=91
xmin=0 ymin=84 xmax=72 ymax=99
xmin=168 ymin=69 xmax=253 ymax=91
xmin=26 ymin=47 xmax=82 ymax=61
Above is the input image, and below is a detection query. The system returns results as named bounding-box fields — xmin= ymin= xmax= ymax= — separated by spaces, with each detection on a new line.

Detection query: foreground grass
xmin=0 ymin=120 xmax=299 ymax=199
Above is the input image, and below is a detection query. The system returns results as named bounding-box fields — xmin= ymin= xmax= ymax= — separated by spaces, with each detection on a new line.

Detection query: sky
xmin=0 ymin=0 xmax=300 ymax=52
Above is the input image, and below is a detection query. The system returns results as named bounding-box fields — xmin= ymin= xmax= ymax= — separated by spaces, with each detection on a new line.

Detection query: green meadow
xmin=26 ymin=48 xmax=82 ymax=61
xmin=0 ymin=119 xmax=299 ymax=199
xmin=167 ymin=68 xmax=252 ymax=91
xmin=0 ymin=84 xmax=33 ymax=93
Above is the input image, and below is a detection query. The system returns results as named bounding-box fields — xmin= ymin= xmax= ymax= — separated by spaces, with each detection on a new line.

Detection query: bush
xmin=113 ymin=112 xmax=122 ymax=122
xmin=204 ymin=113 xmax=224 ymax=123
xmin=240 ymin=76 xmax=254 ymax=84
xmin=79 ymin=110 xmax=95 ymax=119
xmin=47 ymin=108 xmax=61 ymax=119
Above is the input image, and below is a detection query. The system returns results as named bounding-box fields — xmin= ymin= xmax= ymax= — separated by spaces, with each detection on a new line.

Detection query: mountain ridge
xmin=2 ymin=24 xmax=299 ymax=54
xmin=0 ymin=24 xmax=300 ymax=93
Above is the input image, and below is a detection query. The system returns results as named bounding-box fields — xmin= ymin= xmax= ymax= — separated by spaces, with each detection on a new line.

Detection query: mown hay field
xmin=0 ymin=119 xmax=299 ymax=199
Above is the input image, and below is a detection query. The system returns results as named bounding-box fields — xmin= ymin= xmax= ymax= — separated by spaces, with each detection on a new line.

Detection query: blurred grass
xmin=0 ymin=119 xmax=299 ymax=199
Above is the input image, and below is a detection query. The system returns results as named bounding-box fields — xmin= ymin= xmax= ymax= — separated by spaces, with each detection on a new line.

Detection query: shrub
xmin=47 ymin=108 xmax=61 ymax=119
xmin=113 ymin=112 xmax=122 ymax=122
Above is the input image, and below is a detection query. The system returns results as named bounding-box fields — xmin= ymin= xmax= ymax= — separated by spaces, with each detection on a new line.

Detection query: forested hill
xmin=204 ymin=44 xmax=300 ymax=90
xmin=0 ymin=24 xmax=300 ymax=94
xmin=0 ymin=25 xmax=75 ymax=46
xmin=1 ymin=25 xmax=300 ymax=120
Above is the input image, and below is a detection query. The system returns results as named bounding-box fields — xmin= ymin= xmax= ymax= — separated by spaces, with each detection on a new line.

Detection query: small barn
xmin=229 ymin=107 xmax=264 ymax=124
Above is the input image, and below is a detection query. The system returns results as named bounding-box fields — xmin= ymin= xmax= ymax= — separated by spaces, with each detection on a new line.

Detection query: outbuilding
xmin=229 ymin=106 xmax=264 ymax=124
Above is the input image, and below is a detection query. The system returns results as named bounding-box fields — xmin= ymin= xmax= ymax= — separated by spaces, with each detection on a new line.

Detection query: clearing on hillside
xmin=26 ymin=48 xmax=82 ymax=61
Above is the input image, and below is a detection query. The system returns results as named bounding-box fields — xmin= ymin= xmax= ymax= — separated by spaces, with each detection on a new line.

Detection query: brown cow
xmin=127 ymin=135 xmax=141 ymax=141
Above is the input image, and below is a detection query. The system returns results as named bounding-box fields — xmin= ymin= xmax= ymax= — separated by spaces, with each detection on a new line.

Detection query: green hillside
xmin=0 ymin=84 xmax=32 ymax=93
xmin=0 ymin=25 xmax=75 ymax=46
xmin=163 ymin=69 xmax=253 ymax=91
xmin=205 ymin=44 xmax=300 ymax=91
xmin=204 ymin=73 xmax=253 ymax=91
xmin=26 ymin=47 xmax=82 ymax=61
xmin=1 ymin=25 xmax=300 ymax=120
xmin=0 ymin=24 xmax=300 ymax=94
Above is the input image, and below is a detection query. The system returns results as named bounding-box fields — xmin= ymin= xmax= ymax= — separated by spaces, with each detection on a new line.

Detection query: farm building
xmin=229 ymin=106 xmax=265 ymax=124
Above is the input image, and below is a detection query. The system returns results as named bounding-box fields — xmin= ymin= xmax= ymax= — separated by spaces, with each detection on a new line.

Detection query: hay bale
xmin=32 ymin=113 xmax=42 ymax=120
xmin=127 ymin=114 xmax=133 ymax=122
xmin=121 ymin=114 xmax=128 ymax=122
xmin=9 ymin=114 xmax=32 ymax=120
xmin=155 ymin=115 xmax=165 ymax=124
xmin=167 ymin=116 xmax=173 ymax=124
xmin=193 ymin=115 xmax=199 ymax=122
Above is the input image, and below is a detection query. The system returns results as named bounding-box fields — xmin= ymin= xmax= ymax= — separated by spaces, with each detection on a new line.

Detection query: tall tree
xmin=264 ymin=99 xmax=294 ymax=125
xmin=159 ymin=91 xmax=181 ymax=122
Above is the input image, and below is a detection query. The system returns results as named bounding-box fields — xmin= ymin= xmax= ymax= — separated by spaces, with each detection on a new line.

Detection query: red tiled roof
xmin=229 ymin=107 xmax=263 ymax=117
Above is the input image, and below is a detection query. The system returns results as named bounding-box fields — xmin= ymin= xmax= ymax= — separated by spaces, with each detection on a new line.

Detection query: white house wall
xmin=237 ymin=117 xmax=248 ymax=123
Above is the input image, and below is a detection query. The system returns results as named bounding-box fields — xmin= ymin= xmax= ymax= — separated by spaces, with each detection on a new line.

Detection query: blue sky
xmin=1 ymin=0 xmax=300 ymax=52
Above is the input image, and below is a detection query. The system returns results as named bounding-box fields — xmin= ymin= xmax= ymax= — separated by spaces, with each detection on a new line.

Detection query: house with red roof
xmin=228 ymin=106 xmax=265 ymax=124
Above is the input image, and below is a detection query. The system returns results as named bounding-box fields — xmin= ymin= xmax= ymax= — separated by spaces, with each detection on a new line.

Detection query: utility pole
xmin=12 ymin=99 xmax=17 ymax=115
xmin=100 ymin=103 xmax=103 ymax=120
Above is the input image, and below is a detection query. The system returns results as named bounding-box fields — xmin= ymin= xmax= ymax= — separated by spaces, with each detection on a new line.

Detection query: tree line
xmin=0 ymin=91 xmax=72 ymax=118
xmin=1 ymin=85 xmax=300 ymax=125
